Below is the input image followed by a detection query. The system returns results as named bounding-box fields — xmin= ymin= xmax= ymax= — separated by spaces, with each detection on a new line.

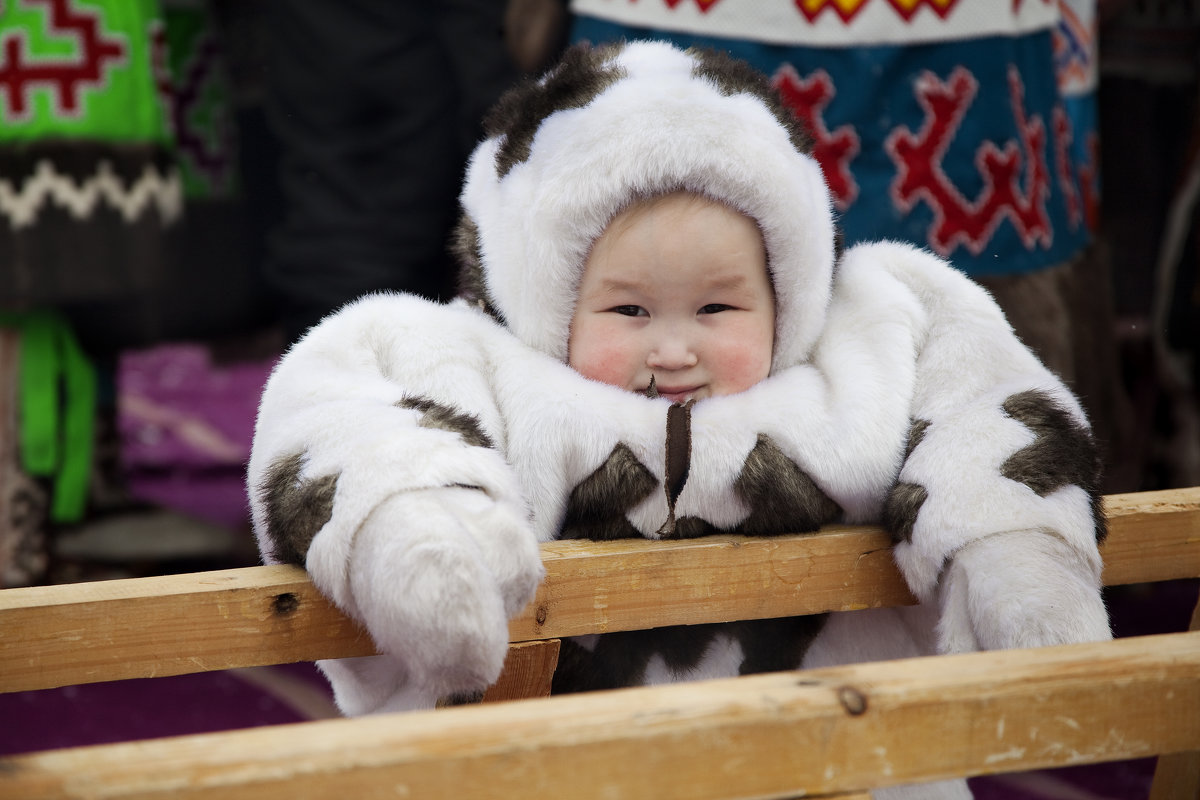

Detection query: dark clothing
xmin=264 ymin=1 xmax=519 ymax=343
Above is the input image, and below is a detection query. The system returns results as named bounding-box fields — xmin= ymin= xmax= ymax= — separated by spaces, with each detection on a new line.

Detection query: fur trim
xmin=457 ymin=40 xmax=836 ymax=370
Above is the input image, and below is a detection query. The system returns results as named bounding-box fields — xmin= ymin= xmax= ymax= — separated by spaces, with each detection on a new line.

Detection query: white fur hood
xmin=454 ymin=40 xmax=836 ymax=371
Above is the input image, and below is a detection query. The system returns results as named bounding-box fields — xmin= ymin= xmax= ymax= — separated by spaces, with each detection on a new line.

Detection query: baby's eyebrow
xmin=705 ymin=274 xmax=751 ymax=291
xmin=596 ymin=277 xmax=646 ymax=294
xmin=592 ymin=273 xmax=755 ymax=295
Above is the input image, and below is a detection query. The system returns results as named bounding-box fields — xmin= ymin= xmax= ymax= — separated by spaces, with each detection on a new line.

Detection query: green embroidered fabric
xmin=0 ymin=0 xmax=169 ymax=144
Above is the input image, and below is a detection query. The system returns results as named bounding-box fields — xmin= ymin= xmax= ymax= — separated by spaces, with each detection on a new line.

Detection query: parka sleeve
xmin=246 ymin=293 xmax=532 ymax=616
xmin=864 ymin=242 xmax=1106 ymax=605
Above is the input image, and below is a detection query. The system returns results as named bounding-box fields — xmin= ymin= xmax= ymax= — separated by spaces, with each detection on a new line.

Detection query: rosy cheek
xmin=573 ymin=348 xmax=631 ymax=388
xmin=711 ymin=335 xmax=773 ymax=394
xmin=569 ymin=328 xmax=637 ymax=389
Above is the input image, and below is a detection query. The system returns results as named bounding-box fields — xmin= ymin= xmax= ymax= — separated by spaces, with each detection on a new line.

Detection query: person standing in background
xmin=262 ymin=1 xmax=542 ymax=344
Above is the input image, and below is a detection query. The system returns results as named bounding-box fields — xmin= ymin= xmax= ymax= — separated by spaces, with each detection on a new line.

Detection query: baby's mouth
xmin=643 ymin=377 xmax=702 ymax=403
xmin=658 ymin=388 xmax=699 ymax=403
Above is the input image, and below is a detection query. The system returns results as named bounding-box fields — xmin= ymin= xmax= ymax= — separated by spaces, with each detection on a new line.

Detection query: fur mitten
xmin=340 ymin=486 xmax=543 ymax=705
xmin=936 ymin=529 xmax=1111 ymax=653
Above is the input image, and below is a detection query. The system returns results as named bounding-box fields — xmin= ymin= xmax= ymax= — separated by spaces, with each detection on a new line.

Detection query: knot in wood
xmin=838 ymin=685 xmax=868 ymax=716
xmin=272 ymin=592 xmax=300 ymax=616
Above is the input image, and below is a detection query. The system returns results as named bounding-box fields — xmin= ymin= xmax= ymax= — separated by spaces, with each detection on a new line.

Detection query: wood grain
xmin=0 ymin=566 xmax=376 ymax=692
xmin=3 ymin=631 xmax=1197 ymax=800
xmin=481 ymin=639 xmax=560 ymax=703
xmin=1 ymin=488 xmax=1196 ymax=693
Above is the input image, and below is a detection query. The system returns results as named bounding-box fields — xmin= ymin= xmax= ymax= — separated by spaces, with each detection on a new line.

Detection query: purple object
xmin=0 ymin=663 xmax=333 ymax=757
xmin=117 ymin=344 xmax=276 ymax=529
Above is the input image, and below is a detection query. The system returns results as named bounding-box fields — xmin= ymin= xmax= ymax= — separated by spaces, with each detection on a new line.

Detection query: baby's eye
xmin=699 ymin=303 xmax=734 ymax=314
xmin=610 ymin=305 xmax=647 ymax=317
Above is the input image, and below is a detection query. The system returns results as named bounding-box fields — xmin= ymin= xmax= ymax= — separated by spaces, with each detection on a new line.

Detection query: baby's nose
xmin=647 ymin=330 xmax=698 ymax=370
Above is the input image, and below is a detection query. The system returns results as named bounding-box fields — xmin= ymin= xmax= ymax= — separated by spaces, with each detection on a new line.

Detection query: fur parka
xmin=247 ymin=44 xmax=1110 ymax=795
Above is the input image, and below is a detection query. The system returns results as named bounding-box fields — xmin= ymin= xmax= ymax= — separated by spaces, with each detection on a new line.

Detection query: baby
xmin=248 ymin=43 xmax=1110 ymax=796
xmin=569 ymin=191 xmax=775 ymax=402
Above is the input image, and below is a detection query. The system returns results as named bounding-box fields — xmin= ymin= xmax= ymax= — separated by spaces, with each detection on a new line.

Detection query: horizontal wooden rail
xmin=2 ymin=488 xmax=1198 ymax=693
xmin=3 ymin=631 xmax=1198 ymax=799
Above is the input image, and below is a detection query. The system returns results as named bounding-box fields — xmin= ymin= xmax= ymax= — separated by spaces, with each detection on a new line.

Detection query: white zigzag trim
xmin=0 ymin=159 xmax=183 ymax=229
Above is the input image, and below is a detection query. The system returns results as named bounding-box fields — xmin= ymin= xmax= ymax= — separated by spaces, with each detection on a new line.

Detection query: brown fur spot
xmin=398 ymin=397 xmax=494 ymax=449
xmin=560 ymin=443 xmax=657 ymax=541
xmin=437 ymin=690 xmax=486 ymax=708
xmin=553 ymin=625 xmax=714 ymax=693
xmin=689 ymin=47 xmax=814 ymax=156
xmin=732 ymin=615 xmax=828 ymax=675
xmin=259 ymin=453 xmax=338 ymax=566
xmin=485 ymin=42 xmax=626 ymax=178
xmin=451 ymin=215 xmax=504 ymax=322
xmin=670 ymin=515 xmax=721 ymax=539
xmin=552 ymin=615 xmax=828 ymax=694
xmin=883 ymin=419 xmax=932 ymax=543
xmin=730 ymin=434 xmax=842 ymax=536
xmin=903 ymin=418 xmax=932 ymax=462
xmin=1001 ymin=390 xmax=1107 ymax=542
xmin=883 ymin=482 xmax=928 ymax=544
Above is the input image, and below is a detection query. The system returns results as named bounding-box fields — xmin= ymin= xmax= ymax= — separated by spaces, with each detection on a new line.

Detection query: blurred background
xmin=1 ymin=1 xmax=1197 ymax=797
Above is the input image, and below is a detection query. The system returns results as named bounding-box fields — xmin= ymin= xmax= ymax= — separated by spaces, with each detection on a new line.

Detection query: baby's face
xmin=568 ymin=192 xmax=775 ymax=403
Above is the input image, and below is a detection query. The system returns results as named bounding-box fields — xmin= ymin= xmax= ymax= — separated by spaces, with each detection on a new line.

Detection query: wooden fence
xmin=1 ymin=487 xmax=1198 ymax=799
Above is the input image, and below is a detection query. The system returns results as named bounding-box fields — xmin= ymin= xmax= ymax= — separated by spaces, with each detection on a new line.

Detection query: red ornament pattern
xmin=773 ymin=65 xmax=860 ymax=210
xmin=1053 ymin=106 xmax=1098 ymax=233
xmin=0 ymin=0 xmax=128 ymax=121
xmin=1078 ymin=132 xmax=1098 ymax=233
xmin=795 ymin=0 xmax=960 ymax=23
xmin=1012 ymin=0 xmax=1056 ymax=14
xmin=885 ymin=65 xmax=1051 ymax=256
xmin=662 ymin=0 xmax=723 ymax=12
xmin=1053 ymin=106 xmax=1080 ymax=230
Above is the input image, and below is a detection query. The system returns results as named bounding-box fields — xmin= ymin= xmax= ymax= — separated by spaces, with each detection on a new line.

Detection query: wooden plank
xmin=511 ymin=488 xmax=1200 ymax=640
xmin=0 ymin=566 xmax=377 ymax=693
xmin=2 ymin=488 xmax=1197 ymax=693
xmin=1151 ymin=747 xmax=1200 ymax=800
xmin=1097 ymin=489 xmax=1200 ymax=586
xmin=509 ymin=523 xmax=914 ymax=641
xmin=3 ymin=631 xmax=1198 ymax=800
xmin=481 ymin=639 xmax=560 ymax=704
xmin=1149 ymin=583 xmax=1200 ymax=800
